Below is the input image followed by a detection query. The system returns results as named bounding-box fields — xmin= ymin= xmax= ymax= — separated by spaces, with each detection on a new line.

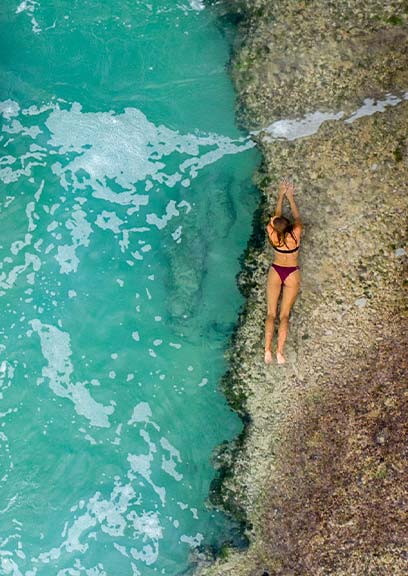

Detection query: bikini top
xmin=272 ymin=244 xmax=299 ymax=254
xmin=269 ymin=223 xmax=300 ymax=253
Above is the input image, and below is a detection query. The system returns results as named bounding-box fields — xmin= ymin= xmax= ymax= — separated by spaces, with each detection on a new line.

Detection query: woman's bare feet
xmin=264 ymin=350 xmax=273 ymax=364
xmin=276 ymin=351 xmax=286 ymax=365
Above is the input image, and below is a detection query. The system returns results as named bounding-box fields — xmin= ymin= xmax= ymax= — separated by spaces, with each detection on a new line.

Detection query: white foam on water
xmin=33 ymin=476 xmax=160 ymax=570
xmin=187 ymin=0 xmax=205 ymax=11
xmin=0 ymin=100 xmax=20 ymax=119
xmin=95 ymin=211 xmax=124 ymax=234
xmin=179 ymin=532 xmax=204 ymax=548
xmin=22 ymin=103 xmax=55 ymax=116
xmin=10 ymin=234 xmax=33 ymax=256
xmin=0 ymin=98 xmax=256 ymax=283
xmin=259 ymin=91 xmax=408 ymax=142
xmin=3 ymin=118 xmax=42 ymax=139
xmin=44 ymin=103 xmax=253 ymax=211
xmin=160 ymin=437 xmax=183 ymax=482
xmin=0 ymin=253 xmax=41 ymax=292
xmin=16 ymin=1 xmax=37 ymax=15
xmin=55 ymin=206 xmax=93 ymax=274
xmin=128 ymin=429 xmax=166 ymax=505
xmin=15 ymin=0 xmax=42 ymax=34
xmin=130 ymin=543 xmax=158 ymax=566
xmin=128 ymin=402 xmax=153 ymax=426
xmin=261 ymin=111 xmax=344 ymax=141
xmin=30 ymin=320 xmax=114 ymax=427
xmin=129 ymin=510 xmax=163 ymax=541
xmin=169 ymin=342 xmax=181 ymax=349
xmin=29 ymin=419 xmax=170 ymax=571
xmin=146 ymin=200 xmax=179 ymax=230
xmin=0 ymin=555 xmax=24 ymax=576
xmin=345 ymin=92 xmax=408 ymax=123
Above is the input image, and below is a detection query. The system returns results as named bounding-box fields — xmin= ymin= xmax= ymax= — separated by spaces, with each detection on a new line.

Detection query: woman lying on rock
xmin=264 ymin=179 xmax=302 ymax=365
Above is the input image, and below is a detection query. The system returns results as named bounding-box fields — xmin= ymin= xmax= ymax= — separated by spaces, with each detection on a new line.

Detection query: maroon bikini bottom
xmin=271 ymin=263 xmax=300 ymax=285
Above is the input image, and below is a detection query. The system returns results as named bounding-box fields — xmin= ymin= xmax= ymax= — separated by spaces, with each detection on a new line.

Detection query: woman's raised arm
xmin=285 ymin=182 xmax=302 ymax=226
xmin=274 ymin=180 xmax=286 ymax=218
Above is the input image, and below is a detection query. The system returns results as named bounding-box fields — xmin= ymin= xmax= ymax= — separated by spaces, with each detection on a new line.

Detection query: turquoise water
xmin=0 ymin=1 xmax=259 ymax=574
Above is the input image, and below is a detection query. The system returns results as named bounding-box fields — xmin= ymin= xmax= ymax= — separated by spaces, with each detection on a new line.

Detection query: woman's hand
xmin=274 ymin=178 xmax=292 ymax=218
xmin=278 ymin=179 xmax=287 ymax=196
xmin=284 ymin=179 xmax=295 ymax=199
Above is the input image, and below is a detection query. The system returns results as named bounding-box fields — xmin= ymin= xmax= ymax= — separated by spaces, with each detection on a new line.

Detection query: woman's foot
xmin=264 ymin=350 xmax=273 ymax=364
xmin=276 ymin=351 xmax=286 ymax=365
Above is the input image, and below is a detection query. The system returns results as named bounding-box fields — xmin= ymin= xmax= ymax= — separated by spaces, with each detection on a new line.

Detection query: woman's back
xmin=267 ymin=220 xmax=302 ymax=266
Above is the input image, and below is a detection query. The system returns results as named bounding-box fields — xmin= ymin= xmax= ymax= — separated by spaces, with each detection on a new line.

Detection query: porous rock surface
xmin=200 ymin=1 xmax=408 ymax=575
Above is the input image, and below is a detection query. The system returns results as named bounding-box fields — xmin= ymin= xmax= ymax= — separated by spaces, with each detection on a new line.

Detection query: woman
xmin=264 ymin=179 xmax=302 ymax=365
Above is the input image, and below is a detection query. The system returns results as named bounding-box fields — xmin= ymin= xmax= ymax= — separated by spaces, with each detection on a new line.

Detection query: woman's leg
xmin=276 ymin=270 xmax=300 ymax=364
xmin=265 ymin=266 xmax=282 ymax=364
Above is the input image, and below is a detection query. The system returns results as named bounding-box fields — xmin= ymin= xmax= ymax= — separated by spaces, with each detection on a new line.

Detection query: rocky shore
xmin=201 ymin=1 xmax=408 ymax=574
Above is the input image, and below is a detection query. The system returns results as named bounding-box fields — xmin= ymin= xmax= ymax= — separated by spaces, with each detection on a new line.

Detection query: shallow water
xmin=0 ymin=2 xmax=259 ymax=575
